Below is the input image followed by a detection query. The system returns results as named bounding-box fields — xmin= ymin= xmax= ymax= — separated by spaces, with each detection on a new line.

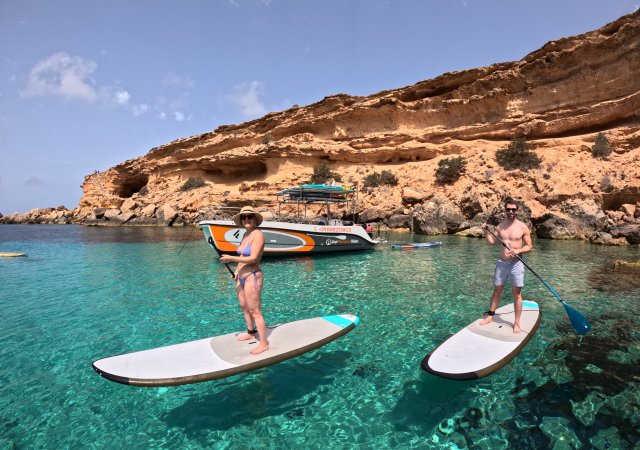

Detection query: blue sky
xmin=1 ymin=0 xmax=638 ymax=214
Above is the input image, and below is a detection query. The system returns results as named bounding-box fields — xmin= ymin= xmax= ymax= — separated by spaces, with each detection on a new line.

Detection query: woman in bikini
xmin=220 ymin=206 xmax=269 ymax=355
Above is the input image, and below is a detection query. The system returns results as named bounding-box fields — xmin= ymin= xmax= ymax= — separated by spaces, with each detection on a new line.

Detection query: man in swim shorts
xmin=479 ymin=197 xmax=533 ymax=333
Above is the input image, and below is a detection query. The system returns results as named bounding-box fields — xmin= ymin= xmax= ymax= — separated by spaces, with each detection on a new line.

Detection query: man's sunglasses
xmin=240 ymin=215 xmax=254 ymax=220
xmin=505 ymin=208 xmax=517 ymax=212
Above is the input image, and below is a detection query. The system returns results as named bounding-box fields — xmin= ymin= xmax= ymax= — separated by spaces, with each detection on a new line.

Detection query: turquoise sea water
xmin=1 ymin=225 xmax=639 ymax=449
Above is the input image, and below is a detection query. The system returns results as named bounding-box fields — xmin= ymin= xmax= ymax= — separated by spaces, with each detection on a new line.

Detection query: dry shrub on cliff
xmin=180 ymin=176 xmax=207 ymax=191
xmin=496 ymin=137 xmax=542 ymax=171
xmin=601 ymin=173 xmax=614 ymax=192
xmin=363 ymin=170 xmax=398 ymax=188
xmin=310 ymin=161 xmax=342 ymax=184
xmin=435 ymin=156 xmax=467 ymax=184
xmin=591 ymin=132 xmax=613 ymax=158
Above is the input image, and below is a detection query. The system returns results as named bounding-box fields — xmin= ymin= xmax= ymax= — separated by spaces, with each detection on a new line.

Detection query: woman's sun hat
xmin=233 ymin=206 xmax=264 ymax=226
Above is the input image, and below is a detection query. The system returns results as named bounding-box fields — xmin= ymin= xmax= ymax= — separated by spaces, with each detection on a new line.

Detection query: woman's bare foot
xmin=250 ymin=343 xmax=269 ymax=355
xmin=237 ymin=332 xmax=255 ymax=342
xmin=513 ymin=323 xmax=521 ymax=334
xmin=479 ymin=316 xmax=493 ymax=325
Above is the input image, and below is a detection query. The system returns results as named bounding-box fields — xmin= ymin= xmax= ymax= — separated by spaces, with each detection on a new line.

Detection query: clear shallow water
xmin=1 ymin=225 xmax=639 ymax=449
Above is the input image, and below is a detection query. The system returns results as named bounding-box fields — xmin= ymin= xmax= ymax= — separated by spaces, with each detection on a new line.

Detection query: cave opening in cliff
xmin=204 ymin=161 xmax=268 ymax=182
xmin=115 ymin=174 xmax=150 ymax=198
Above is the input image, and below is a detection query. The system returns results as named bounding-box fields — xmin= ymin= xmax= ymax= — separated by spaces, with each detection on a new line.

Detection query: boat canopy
xmin=276 ymin=184 xmax=356 ymax=204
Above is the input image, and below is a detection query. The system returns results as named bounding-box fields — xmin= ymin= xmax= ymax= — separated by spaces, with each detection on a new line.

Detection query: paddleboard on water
xmin=0 ymin=252 xmax=27 ymax=257
xmin=421 ymin=301 xmax=541 ymax=380
xmin=391 ymin=242 xmax=442 ymax=250
xmin=93 ymin=314 xmax=359 ymax=387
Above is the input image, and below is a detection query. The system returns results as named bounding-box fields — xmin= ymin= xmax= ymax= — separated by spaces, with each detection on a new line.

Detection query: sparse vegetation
xmin=496 ymin=137 xmax=542 ymax=171
xmin=239 ymin=182 xmax=250 ymax=193
xmin=601 ymin=173 xmax=614 ymax=192
xmin=435 ymin=156 xmax=467 ymax=183
xmin=310 ymin=161 xmax=342 ymax=184
xmin=180 ymin=177 xmax=206 ymax=191
xmin=251 ymin=182 xmax=270 ymax=190
xmin=591 ymin=132 xmax=613 ymax=158
xmin=138 ymin=185 xmax=149 ymax=196
xmin=362 ymin=170 xmax=399 ymax=188
xmin=262 ymin=133 xmax=273 ymax=145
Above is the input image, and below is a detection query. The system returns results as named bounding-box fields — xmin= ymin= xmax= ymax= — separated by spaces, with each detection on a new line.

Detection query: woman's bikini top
xmin=237 ymin=237 xmax=252 ymax=256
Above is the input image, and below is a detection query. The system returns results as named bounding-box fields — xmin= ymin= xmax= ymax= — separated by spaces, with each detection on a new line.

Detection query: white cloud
xmin=132 ymin=104 xmax=149 ymax=116
xmin=114 ymin=90 xmax=130 ymax=105
xmin=228 ymin=81 xmax=267 ymax=118
xmin=174 ymin=111 xmax=193 ymax=122
xmin=20 ymin=52 xmax=149 ymax=117
xmin=21 ymin=52 xmax=99 ymax=101
xmin=163 ymin=73 xmax=194 ymax=88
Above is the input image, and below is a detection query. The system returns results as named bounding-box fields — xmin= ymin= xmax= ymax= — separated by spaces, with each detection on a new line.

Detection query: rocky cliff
xmin=4 ymin=11 xmax=640 ymax=244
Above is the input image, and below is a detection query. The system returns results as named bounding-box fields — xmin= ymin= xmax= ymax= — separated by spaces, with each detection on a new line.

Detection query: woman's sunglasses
xmin=240 ymin=215 xmax=254 ymax=220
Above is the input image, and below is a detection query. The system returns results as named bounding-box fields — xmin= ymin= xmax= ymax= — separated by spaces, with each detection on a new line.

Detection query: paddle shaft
xmin=208 ymin=236 xmax=235 ymax=277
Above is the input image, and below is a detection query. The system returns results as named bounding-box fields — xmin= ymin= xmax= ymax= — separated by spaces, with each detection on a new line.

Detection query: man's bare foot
xmin=250 ymin=344 xmax=269 ymax=355
xmin=237 ymin=333 xmax=255 ymax=342
xmin=479 ymin=316 xmax=493 ymax=325
xmin=513 ymin=324 xmax=521 ymax=334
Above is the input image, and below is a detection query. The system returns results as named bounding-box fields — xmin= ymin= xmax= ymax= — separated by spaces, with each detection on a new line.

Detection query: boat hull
xmin=200 ymin=220 xmax=376 ymax=256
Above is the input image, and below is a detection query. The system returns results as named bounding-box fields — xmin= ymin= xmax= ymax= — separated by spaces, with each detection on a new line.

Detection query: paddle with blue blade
xmin=483 ymin=225 xmax=591 ymax=335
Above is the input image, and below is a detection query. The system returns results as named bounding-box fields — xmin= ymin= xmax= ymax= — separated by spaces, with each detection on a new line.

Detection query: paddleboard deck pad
xmin=93 ymin=314 xmax=359 ymax=387
xmin=421 ymin=301 xmax=541 ymax=380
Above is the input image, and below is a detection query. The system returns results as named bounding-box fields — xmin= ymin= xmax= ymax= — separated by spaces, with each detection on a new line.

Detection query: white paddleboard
xmin=93 ymin=314 xmax=359 ymax=387
xmin=0 ymin=252 xmax=27 ymax=257
xmin=421 ymin=301 xmax=541 ymax=380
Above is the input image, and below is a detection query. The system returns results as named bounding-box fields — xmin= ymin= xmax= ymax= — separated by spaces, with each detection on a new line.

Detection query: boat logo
xmin=326 ymin=238 xmax=359 ymax=246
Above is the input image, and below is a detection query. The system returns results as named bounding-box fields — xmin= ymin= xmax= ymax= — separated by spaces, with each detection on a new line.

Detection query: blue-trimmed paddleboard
xmin=391 ymin=242 xmax=442 ymax=250
xmin=421 ymin=301 xmax=541 ymax=380
xmin=93 ymin=314 xmax=359 ymax=387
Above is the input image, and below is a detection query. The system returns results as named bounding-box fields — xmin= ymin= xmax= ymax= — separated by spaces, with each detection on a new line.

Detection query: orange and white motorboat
xmin=199 ymin=185 xmax=379 ymax=257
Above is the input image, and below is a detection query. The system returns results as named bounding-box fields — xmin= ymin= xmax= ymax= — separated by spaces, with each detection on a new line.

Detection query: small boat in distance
xmin=390 ymin=242 xmax=443 ymax=250
xmin=0 ymin=252 xmax=27 ymax=257
xmin=199 ymin=184 xmax=379 ymax=257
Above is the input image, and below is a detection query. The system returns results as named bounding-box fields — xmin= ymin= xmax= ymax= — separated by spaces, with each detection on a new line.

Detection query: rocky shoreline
xmin=2 ymin=198 xmax=639 ymax=245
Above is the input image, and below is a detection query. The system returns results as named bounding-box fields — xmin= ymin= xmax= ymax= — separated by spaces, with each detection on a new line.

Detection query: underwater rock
xmin=570 ymin=391 xmax=606 ymax=426
xmin=589 ymin=426 xmax=624 ymax=450
xmin=539 ymin=416 xmax=582 ymax=449
xmin=612 ymin=259 xmax=640 ymax=270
